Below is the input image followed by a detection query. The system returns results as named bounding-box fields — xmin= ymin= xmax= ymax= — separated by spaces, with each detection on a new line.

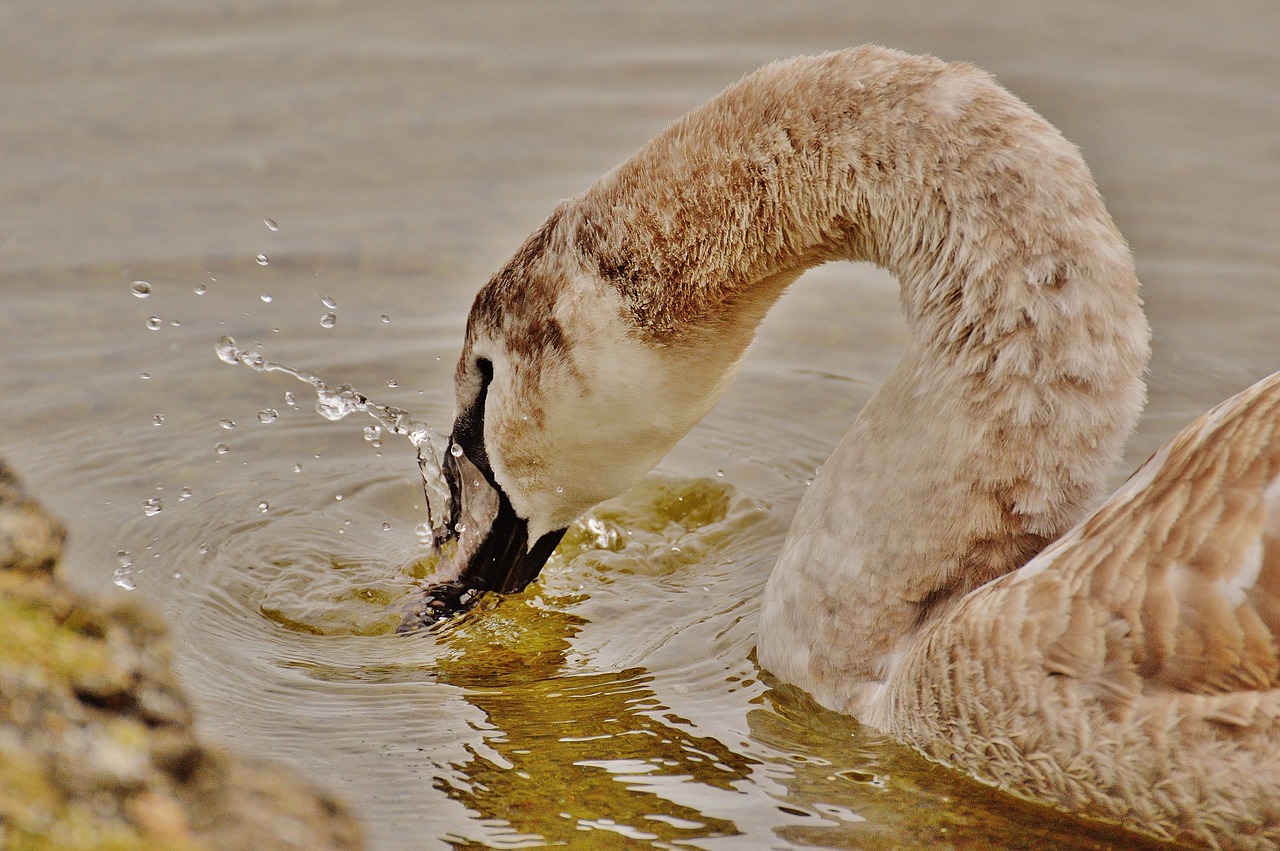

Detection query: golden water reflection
xmin=428 ymin=536 xmax=753 ymax=846
xmin=418 ymin=477 xmax=1176 ymax=849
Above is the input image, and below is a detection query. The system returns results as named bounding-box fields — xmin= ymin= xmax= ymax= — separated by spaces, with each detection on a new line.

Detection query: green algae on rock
xmin=0 ymin=460 xmax=364 ymax=851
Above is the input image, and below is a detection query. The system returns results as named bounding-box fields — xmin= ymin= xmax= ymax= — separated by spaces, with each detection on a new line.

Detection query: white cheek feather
xmin=487 ymin=281 xmax=746 ymax=540
xmin=537 ymin=325 xmax=729 ymax=530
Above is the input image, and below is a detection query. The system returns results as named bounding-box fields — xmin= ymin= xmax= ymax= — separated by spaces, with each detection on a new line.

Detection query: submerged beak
xmin=397 ymin=441 xmax=565 ymax=632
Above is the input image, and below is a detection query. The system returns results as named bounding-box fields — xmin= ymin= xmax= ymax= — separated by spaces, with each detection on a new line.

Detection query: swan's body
xmin=421 ymin=47 xmax=1280 ymax=848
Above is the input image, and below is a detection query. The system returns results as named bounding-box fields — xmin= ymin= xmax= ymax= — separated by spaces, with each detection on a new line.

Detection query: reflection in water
xmin=6 ymin=4 xmax=1279 ymax=848
xmin=748 ymin=685 xmax=1176 ymax=851
xmin=265 ymin=477 xmax=1172 ymax=849
xmin=272 ymin=477 xmax=765 ymax=846
xmin=431 ymin=600 xmax=750 ymax=847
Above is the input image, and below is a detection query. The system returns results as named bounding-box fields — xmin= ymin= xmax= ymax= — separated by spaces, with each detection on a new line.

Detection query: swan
xmin=406 ymin=46 xmax=1280 ymax=848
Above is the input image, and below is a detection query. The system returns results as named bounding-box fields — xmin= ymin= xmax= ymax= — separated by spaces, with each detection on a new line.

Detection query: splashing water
xmin=214 ymin=335 xmax=452 ymax=543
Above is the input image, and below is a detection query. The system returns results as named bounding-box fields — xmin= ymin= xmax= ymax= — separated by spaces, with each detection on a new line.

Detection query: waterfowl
xmin=409 ymin=46 xmax=1280 ymax=848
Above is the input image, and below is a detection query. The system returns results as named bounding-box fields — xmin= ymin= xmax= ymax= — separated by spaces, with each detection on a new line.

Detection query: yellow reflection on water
xmin=267 ymin=475 xmax=1180 ymax=849
xmin=427 ymin=478 xmax=758 ymax=847
xmin=750 ymin=684 xmax=1178 ymax=850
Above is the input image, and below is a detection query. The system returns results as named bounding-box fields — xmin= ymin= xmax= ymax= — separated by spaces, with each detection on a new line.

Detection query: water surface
xmin=3 ymin=2 xmax=1277 ymax=848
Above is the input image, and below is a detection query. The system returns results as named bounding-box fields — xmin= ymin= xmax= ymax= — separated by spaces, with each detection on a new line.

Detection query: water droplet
xmin=257 ymin=408 xmax=279 ymax=424
xmin=218 ymin=418 xmax=236 ymax=430
xmin=198 ymin=543 xmax=210 ymax=555
xmin=382 ymin=522 xmax=391 ymax=532
xmin=284 ymin=391 xmax=296 ymax=407
xmin=194 ymin=283 xmax=207 ymax=295
xmin=387 ymin=379 xmax=398 ymax=388
xmin=256 ymin=254 xmax=269 ymax=266
xmin=214 ymin=336 xmax=238 ymax=363
xmin=130 ymin=281 xmax=152 ymax=298
xmin=140 ymin=373 xmax=151 ymax=380
xmin=214 ymin=442 xmax=230 ymax=455
xmin=380 ymin=314 xmax=391 ymax=323
xmin=363 ymin=425 xmax=381 ymax=441
xmin=143 ymin=497 xmax=163 ymax=516
xmin=450 ymin=443 xmax=464 ymax=458
xmin=172 ymin=569 xmax=183 ymax=579
xmin=260 ymin=293 xmax=273 ymax=303
xmin=146 ymin=316 xmax=162 ymax=330
xmin=292 ymin=463 xmax=302 ymax=473
xmin=320 ymin=312 xmax=337 ymax=328
xmin=117 ymin=550 xmax=133 ymax=568
xmin=716 ymin=469 xmax=725 ymax=477
xmin=178 ymin=487 xmax=192 ymax=501
xmin=335 ymin=494 xmax=343 ymax=501
xmin=263 ymin=217 xmax=278 ymax=231
xmin=555 ymin=485 xmax=564 ymax=494
xmin=370 ymin=439 xmax=382 ymax=448
xmin=112 ymin=566 xmax=136 ymax=591
xmin=257 ymin=501 xmax=269 ymax=513
xmin=321 ymin=295 xmax=337 ymax=309
xmin=454 ymin=522 xmax=466 ymax=533
xmin=152 ymin=414 xmax=164 ymax=426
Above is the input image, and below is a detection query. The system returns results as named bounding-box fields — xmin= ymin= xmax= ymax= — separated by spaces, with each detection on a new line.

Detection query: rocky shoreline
xmin=0 ymin=460 xmax=364 ymax=850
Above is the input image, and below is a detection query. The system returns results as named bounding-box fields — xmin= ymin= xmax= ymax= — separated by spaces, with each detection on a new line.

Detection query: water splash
xmin=214 ymin=335 xmax=452 ymax=543
xmin=113 ymin=560 xmax=137 ymax=591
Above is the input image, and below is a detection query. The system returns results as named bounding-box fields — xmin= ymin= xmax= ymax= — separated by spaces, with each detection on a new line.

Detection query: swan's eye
xmin=452 ymin=357 xmax=495 ymax=481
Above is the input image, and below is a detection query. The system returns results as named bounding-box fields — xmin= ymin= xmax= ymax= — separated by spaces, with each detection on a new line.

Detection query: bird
xmin=407 ymin=45 xmax=1280 ymax=848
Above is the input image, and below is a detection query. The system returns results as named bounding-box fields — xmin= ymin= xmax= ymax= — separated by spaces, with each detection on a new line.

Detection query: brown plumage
xmin=441 ymin=45 xmax=1280 ymax=848
xmin=881 ymin=373 xmax=1280 ymax=847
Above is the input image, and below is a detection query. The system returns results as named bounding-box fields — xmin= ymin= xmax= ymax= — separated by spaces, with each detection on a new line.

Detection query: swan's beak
xmin=397 ymin=442 xmax=565 ymax=632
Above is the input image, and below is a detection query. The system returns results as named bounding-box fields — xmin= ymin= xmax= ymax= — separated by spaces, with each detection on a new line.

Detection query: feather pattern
xmin=446 ymin=45 xmax=1280 ymax=849
xmin=881 ymin=372 xmax=1280 ymax=846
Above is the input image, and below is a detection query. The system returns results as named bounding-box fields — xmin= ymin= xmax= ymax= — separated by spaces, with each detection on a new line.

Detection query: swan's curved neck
xmin=566 ymin=47 xmax=1150 ymax=716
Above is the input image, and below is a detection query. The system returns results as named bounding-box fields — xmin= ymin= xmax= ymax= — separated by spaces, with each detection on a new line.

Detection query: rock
xmin=0 ymin=460 xmax=66 ymax=576
xmin=0 ymin=461 xmax=365 ymax=850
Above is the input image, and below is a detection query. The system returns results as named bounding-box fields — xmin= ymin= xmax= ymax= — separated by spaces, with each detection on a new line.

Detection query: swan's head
xmin=422 ymin=210 xmax=756 ymax=610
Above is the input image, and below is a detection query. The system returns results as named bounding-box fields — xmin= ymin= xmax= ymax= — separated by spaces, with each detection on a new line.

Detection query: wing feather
xmin=1015 ymin=369 xmax=1280 ymax=705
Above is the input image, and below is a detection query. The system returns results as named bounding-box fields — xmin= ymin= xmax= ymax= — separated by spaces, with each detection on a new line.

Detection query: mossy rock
xmin=0 ymin=460 xmax=363 ymax=850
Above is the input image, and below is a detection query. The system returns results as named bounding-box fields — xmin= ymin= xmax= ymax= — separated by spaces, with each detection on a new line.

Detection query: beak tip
xmin=395 ymin=580 xmax=484 ymax=634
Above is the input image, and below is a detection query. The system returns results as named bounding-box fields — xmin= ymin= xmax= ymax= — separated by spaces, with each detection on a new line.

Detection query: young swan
xmin=414 ymin=46 xmax=1280 ymax=848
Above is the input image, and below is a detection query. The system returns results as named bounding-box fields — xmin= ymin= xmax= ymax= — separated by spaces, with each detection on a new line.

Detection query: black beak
xmin=397 ymin=440 xmax=565 ymax=632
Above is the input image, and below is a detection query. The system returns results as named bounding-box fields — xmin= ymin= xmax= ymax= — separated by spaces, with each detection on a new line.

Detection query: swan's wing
xmin=1005 ymin=369 xmax=1280 ymax=712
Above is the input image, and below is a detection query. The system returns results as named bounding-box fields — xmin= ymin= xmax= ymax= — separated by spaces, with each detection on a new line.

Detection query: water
xmin=212 ymin=334 xmax=453 ymax=542
xmin=3 ymin=2 xmax=1277 ymax=849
